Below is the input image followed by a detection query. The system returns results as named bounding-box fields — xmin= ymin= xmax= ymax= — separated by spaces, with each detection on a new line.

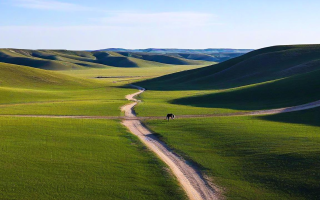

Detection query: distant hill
xmin=97 ymin=48 xmax=253 ymax=63
xmin=0 ymin=48 xmax=215 ymax=70
xmin=97 ymin=48 xmax=253 ymax=54
xmin=137 ymin=45 xmax=320 ymax=90
xmin=115 ymin=52 xmax=206 ymax=65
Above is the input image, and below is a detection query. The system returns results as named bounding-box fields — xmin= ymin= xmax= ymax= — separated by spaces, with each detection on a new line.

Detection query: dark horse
xmin=166 ymin=113 xmax=175 ymax=121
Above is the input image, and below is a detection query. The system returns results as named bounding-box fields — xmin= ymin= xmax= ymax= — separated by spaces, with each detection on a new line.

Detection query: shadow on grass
xmin=242 ymin=152 xmax=320 ymax=199
xmin=257 ymin=107 xmax=320 ymax=127
xmin=168 ymin=68 xmax=320 ymax=111
xmin=134 ymin=45 xmax=320 ymax=92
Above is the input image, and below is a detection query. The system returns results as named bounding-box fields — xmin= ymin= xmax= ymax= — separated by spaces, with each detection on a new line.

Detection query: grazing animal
xmin=166 ymin=113 xmax=175 ymax=121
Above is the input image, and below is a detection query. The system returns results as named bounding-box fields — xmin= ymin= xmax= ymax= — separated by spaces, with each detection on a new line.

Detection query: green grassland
xmin=2 ymin=44 xmax=320 ymax=200
xmin=0 ymin=60 xmax=198 ymax=199
xmin=0 ymin=117 xmax=186 ymax=200
xmin=132 ymin=45 xmax=320 ymax=199
xmin=134 ymin=45 xmax=320 ymax=116
xmin=144 ymin=107 xmax=320 ymax=199
xmin=61 ymin=64 xmax=208 ymax=82
xmin=0 ymin=61 xmax=211 ymax=116
xmin=0 ymin=62 xmax=137 ymax=116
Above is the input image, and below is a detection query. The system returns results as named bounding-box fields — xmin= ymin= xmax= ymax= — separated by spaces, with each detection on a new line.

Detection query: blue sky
xmin=0 ymin=0 xmax=320 ymax=50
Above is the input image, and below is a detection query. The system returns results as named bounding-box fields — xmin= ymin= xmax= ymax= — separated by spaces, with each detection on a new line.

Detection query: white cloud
xmin=12 ymin=0 xmax=90 ymax=11
xmin=99 ymin=12 xmax=218 ymax=28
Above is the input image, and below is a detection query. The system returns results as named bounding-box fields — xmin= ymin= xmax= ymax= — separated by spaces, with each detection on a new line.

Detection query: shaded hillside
xmin=172 ymin=69 xmax=320 ymax=110
xmin=0 ymin=49 xmax=95 ymax=70
xmin=99 ymin=48 xmax=253 ymax=54
xmin=0 ymin=49 xmax=214 ymax=70
xmin=0 ymin=62 xmax=95 ymax=89
xmin=111 ymin=49 xmax=251 ymax=63
xmin=168 ymin=53 xmax=245 ymax=62
xmin=137 ymin=45 xmax=320 ymax=90
xmin=93 ymin=52 xmax=138 ymax=67
xmin=116 ymin=52 xmax=206 ymax=65
xmin=0 ymin=50 xmax=82 ymax=70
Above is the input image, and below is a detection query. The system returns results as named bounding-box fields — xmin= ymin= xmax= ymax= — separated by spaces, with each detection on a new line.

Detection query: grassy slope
xmin=0 ymin=62 xmax=135 ymax=116
xmin=0 ymin=62 xmax=95 ymax=89
xmin=137 ymin=45 xmax=320 ymax=90
xmin=144 ymin=107 xmax=320 ymax=200
xmin=135 ymin=69 xmax=320 ymax=116
xmin=0 ymin=118 xmax=185 ymax=200
xmin=133 ymin=45 xmax=320 ymax=116
xmin=0 ymin=62 xmax=192 ymax=199
xmin=0 ymin=49 xmax=86 ymax=70
xmin=0 ymin=61 xmax=211 ymax=116
xmin=171 ymin=68 xmax=320 ymax=111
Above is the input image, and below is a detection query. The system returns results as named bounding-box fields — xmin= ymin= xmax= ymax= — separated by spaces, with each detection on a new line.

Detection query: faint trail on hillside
xmin=120 ymin=85 xmax=221 ymax=200
xmin=3 ymin=98 xmax=320 ymax=120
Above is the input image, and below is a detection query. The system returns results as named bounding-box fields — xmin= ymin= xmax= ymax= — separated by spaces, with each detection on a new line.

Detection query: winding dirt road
xmin=121 ymin=85 xmax=220 ymax=200
xmin=3 ymin=86 xmax=320 ymax=199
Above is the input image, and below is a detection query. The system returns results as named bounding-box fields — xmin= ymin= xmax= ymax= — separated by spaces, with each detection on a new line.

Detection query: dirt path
xmin=3 ymin=98 xmax=320 ymax=120
xmin=121 ymin=85 xmax=221 ymax=200
xmin=3 ymin=86 xmax=320 ymax=199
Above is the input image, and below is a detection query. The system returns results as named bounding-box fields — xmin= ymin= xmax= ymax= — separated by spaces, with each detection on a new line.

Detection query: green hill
xmin=0 ymin=62 xmax=95 ymax=89
xmin=99 ymin=48 xmax=253 ymax=54
xmin=116 ymin=52 xmax=208 ymax=65
xmin=172 ymin=69 xmax=320 ymax=110
xmin=134 ymin=44 xmax=320 ymax=115
xmin=167 ymin=52 xmax=245 ymax=62
xmin=138 ymin=45 xmax=320 ymax=90
xmin=0 ymin=49 xmax=214 ymax=70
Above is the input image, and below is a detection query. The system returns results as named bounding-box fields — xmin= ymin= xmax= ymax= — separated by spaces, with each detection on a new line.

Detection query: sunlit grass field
xmin=61 ymin=64 xmax=209 ymax=79
xmin=0 ymin=117 xmax=186 ymax=200
xmin=144 ymin=108 xmax=320 ymax=199
xmin=3 ymin=46 xmax=320 ymax=200
xmin=0 ymin=86 xmax=135 ymax=116
xmin=0 ymin=62 xmax=206 ymax=199
xmin=0 ymin=61 xmax=212 ymax=117
xmin=0 ymin=62 xmax=139 ymax=116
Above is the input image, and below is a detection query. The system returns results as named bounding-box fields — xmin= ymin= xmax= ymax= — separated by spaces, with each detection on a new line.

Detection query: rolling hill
xmin=98 ymin=48 xmax=253 ymax=54
xmin=171 ymin=69 xmax=320 ymax=110
xmin=0 ymin=62 xmax=95 ymax=89
xmin=115 ymin=52 xmax=205 ymax=65
xmin=134 ymin=44 xmax=320 ymax=115
xmin=0 ymin=48 xmax=215 ymax=70
xmin=104 ymin=48 xmax=252 ymax=63
xmin=137 ymin=45 xmax=320 ymax=90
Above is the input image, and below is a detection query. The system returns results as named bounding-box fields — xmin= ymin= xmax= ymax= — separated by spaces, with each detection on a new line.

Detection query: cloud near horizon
xmin=12 ymin=0 xmax=90 ymax=11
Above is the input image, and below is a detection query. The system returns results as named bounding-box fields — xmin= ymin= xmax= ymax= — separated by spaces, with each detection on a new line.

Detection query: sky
xmin=0 ymin=0 xmax=320 ymax=50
